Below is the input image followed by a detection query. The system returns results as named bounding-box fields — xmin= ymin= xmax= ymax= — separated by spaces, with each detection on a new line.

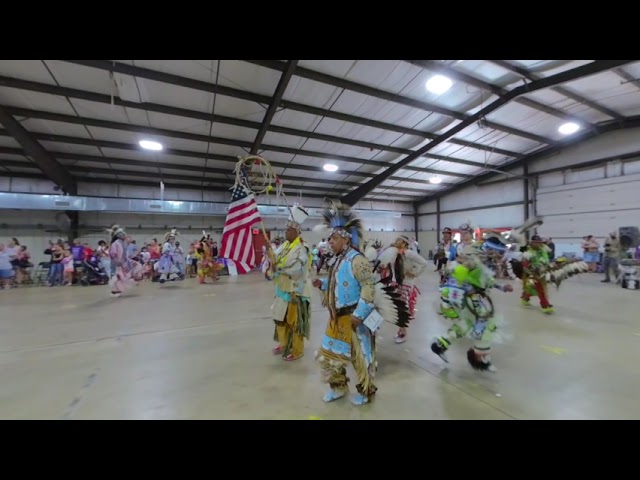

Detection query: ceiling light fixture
xmin=139 ymin=140 xmax=163 ymax=151
xmin=429 ymin=176 xmax=443 ymax=184
xmin=323 ymin=163 xmax=339 ymax=172
xmin=426 ymin=75 xmax=453 ymax=95
xmin=558 ymin=122 xmax=580 ymax=135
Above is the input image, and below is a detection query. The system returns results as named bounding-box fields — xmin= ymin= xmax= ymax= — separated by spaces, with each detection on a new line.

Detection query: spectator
xmin=602 ymin=232 xmax=621 ymax=283
xmin=545 ymin=237 xmax=556 ymax=261
xmin=581 ymin=235 xmax=600 ymax=272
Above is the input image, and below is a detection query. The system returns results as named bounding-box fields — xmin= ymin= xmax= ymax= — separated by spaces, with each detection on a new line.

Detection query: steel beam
xmin=436 ymin=198 xmax=441 ymax=242
xmin=0 ymin=169 xmax=417 ymax=204
xmin=490 ymin=60 xmax=624 ymax=121
xmin=0 ymin=128 xmax=473 ymax=180
xmin=250 ymin=60 xmax=298 ymax=154
xmin=1 ymin=103 xmax=486 ymax=170
xmin=0 ymin=137 xmax=454 ymax=190
xmin=0 ymin=159 xmax=422 ymax=200
xmin=0 ymin=104 xmax=476 ymax=177
xmin=57 ymin=61 xmax=522 ymax=159
xmin=612 ymin=67 xmax=640 ymax=92
xmin=0 ymin=106 xmax=76 ymax=194
xmin=413 ymin=113 xmax=640 ymax=206
xmin=523 ymin=163 xmax=530 ymax=225
xmin=342 ymin=60 xmax=634 ymax=206
xmin=0 ymin=146 xmax=444 ymax=194
xmin=406 ymin=60 xmax=595 ymax=128
xmin=245 ymin=60 xmax=554 ymax=145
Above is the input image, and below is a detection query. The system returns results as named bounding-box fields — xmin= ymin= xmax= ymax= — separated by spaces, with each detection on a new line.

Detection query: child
xmin=62 ymin=250 xmax=75 ymax=286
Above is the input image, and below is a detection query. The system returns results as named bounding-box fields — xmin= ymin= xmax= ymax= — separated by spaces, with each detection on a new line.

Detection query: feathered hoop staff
xmin=234 ymin=155 xmax=282 ymax=197
xmin=232 ymin=155 xmax=287 ymax=269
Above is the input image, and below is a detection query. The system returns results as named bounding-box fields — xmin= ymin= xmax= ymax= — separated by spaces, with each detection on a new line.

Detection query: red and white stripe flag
xmin=220 ymin=184 xmax=262 ymax=274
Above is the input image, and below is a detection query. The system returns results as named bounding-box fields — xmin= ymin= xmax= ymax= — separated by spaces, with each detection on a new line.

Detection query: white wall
xmin=417 ymin=172 xmax=527 ymax=231
xmin=416 ymin=127 xmax=640 ymax=255
xmin=530 ymin=128 xmax=640 ymax=255
xmin=0 ymin=210 xmax=62 ymax=266
xmin=530 ymin=128 xmax=640 ymax=174
xmin=536 ymin=165 xmax=640 ymax=256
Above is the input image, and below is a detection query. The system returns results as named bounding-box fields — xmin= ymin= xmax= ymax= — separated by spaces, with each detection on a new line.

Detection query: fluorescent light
xmin=558 ymin=122 xmax=580 ymax=135
xmin=426 ymin=75 xmax=452 ymax=95
xmin=139 ymin=140 xmax=163 ymax=151
xmin=323 ymin=164 xmax=338 ymax=172
xmin=429 ymin=176 xmax=443 ymax=184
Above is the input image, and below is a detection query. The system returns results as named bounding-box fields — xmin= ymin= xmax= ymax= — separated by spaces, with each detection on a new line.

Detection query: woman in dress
xmin=108 ymin=225 xmax=143 ymax=297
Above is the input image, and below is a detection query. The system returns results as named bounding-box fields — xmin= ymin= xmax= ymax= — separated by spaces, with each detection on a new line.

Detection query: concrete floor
xmin=0 ymin=269 xmax=638 ymax=420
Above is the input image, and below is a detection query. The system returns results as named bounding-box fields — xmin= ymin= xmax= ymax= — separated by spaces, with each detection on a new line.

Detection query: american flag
xmin=220 ymin=183 xmax=262 ymax=274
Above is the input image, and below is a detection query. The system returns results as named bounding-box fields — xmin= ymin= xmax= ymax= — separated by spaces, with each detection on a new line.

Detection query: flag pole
xmin=237 ymin=159 xmax=277 ymax=273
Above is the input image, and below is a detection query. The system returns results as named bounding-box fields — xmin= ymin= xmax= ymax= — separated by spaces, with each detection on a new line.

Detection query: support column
xmin=436 ymin=198 xmax=441 ymax=242
xmin=67 ymin=211 xmax=79 ymax=241
xmin=523 ymin=163 xmax=530 ymax=222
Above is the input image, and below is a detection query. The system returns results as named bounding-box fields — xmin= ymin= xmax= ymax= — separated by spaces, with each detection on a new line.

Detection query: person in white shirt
xmin=410 ymin=237 xmax=419 ymax=253
xmin=316 ymin=238 xmax=329 ymax=273
xmin=0 ymin=243 xmax=17 ymax=288
xmin=435 ymin=227 xmax=455 ymax=284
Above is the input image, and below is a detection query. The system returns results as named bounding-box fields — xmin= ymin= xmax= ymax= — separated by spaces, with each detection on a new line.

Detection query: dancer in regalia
xmin=430 ymin=243 xmax=514 ymax=372
xmin=435 ymin=227 xmax=455 ymax=285
xmin=312 ymin=201 xmax=408 ymax=406
xmin=195 ymin=232 xmax=219 ymax=284
xmin=269 ymin=204 xmax=314 ymax=362
xmin=507 ymin=234 xmax=588 ymax=314
xmin=369 ymin=236 xmax=429 ymax=344
xmin=439 ymin=223 xmax=478 ymax=318
xmin=108 ymin=224 xmax=143 ymax=297
xmin=156 ymin=228 xmax=181 ymax=284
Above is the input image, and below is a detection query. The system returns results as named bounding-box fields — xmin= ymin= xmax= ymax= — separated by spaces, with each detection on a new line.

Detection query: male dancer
xmin=270 ymin=205 xmax=313 ymax=361
xmin=312 ymin=201 xmax=406 ymax=406
xmin=431 ymin=243 xmax=513 ymax=372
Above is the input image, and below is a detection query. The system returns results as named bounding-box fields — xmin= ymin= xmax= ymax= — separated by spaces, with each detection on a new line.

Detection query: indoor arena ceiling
xmin=1 ymin=60 xmax=640 ymax=207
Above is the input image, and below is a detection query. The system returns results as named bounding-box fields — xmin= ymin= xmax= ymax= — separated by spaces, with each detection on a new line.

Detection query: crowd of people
xmin=0 ymin=233 xmax=221 ymax=290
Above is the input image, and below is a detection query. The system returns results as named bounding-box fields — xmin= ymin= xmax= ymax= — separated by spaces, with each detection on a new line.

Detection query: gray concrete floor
xmin=0 ymin=269 xmax=638 ymax=420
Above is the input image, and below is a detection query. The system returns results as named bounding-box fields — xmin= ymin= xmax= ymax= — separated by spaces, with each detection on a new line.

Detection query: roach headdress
xmin=313 ymin=200 xmax=364 ymax=249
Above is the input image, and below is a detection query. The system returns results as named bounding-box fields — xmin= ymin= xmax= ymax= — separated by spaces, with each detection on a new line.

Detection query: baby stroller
xmin=80 ymin=256 xmax=109 ymax=286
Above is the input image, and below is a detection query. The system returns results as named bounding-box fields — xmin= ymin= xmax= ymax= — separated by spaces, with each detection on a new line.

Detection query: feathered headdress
xmin=286 ymin=203 xmax=309 ymax=233
xmin=483 ymin=216 xmax=544 ymax=248
xmin=363 ymin=238 xmax=383 ymax=261
xmin=456 ymin=243 xmax=493 ymax=271
xmin=164 ymin=228 xmax=178 ymax=242
xmin=200 ymin=230 xmax=211 ymax=242
xmin=404 ymin=249 xmax=430 ymax=277
xmin=313 ymin=200 xmax=364 ymax=249
xmin=107 ymin=224 xmax=126 ymax=240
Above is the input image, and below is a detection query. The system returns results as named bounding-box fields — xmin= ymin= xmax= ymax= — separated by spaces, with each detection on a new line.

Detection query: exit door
xmin=253 ymin=229 xmax=270 ymax=266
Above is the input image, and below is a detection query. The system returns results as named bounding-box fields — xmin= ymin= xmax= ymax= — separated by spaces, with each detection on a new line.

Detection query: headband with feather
xmin=164 ymin=228 xmax=178 ymax=241
xmin=483 ymin=216 xmax=544 ymax=248
xmin=107 ymin=224 xmax=126 ymax=240
xmin=313 ymin=200 xmax=364 ymax=249
xmin=286 ymin=203 xmax=310 ymax=233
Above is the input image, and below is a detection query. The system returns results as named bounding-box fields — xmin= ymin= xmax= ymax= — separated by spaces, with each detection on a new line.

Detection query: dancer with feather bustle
xmin=367 ymin=236 xmax=429 ymax=344
xmin=312 ymin=201 xmax=408 ymax=406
